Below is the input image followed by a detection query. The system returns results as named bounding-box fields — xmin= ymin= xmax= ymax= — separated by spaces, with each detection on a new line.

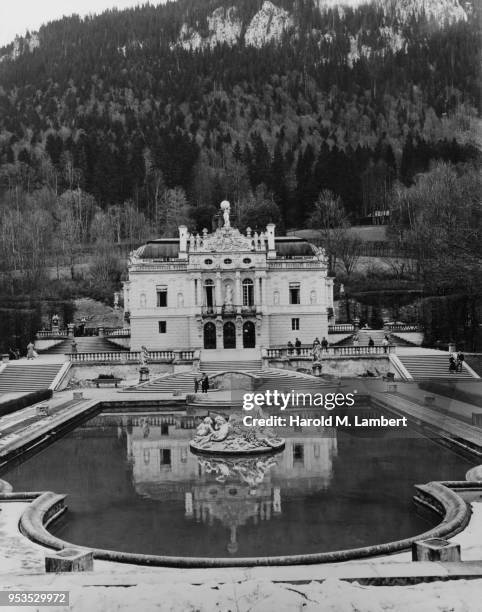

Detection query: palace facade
xmin=124 ymin=202 xmax=334 ymax=351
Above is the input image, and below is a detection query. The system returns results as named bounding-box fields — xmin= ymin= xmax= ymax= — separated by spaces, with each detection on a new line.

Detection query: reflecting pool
xmin=4 ymin=408 xmax=474 ymax=558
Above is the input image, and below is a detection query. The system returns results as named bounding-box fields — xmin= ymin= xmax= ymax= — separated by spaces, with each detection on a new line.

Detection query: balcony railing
xmin=201 ymin=305 xmax=259 ymax=316
xmin=266 ymin=345 xmax=393 ymax=358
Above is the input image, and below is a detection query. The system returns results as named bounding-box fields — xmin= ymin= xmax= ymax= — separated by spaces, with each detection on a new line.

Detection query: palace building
xmin=124 ymin=202 xmax=334 ymax=352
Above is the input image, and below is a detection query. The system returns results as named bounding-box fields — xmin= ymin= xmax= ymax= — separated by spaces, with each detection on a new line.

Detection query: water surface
xmin=4 ymin=408 xmax=473 ymax=557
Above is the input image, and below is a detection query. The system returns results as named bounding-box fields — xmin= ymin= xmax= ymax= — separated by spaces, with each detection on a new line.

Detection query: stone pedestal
xmin=36 ymin=404 xmax=50 ymax=417
xmin=472 ymin=413 xmax=482 ymax=427
xmin=67 ymin=323 xmax=75 ymax=338
xmin=98 ymin=326 xmax=104 ymax=338
xmin=1 ymin=354 xmax=9 ymax=363
xmin=387 ymin=383 xmax=398 ymax=393
xmin=45 ymin=549 xmax=93 ymax=572
xmin=139 ymin=366 xmax=150 ymax=383
xmin=412 ymin=538 xmax=461 ymax=562
xmin=73 ymin=391 xmax=84 ymax=401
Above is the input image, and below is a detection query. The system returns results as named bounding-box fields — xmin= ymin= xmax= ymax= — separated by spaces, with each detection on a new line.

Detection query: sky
xmin=0 ymin=1 xmax=167 ymax=47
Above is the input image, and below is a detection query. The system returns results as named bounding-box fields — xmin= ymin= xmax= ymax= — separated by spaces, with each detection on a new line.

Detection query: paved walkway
xmin=0 ymin=499 xmax=481 ymax=610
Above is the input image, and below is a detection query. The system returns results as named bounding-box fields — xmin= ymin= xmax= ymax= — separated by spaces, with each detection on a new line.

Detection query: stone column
xmin=254 ymin=272 xmax=260 ymax=305
xmin=235 ymin=270 xmax=241 ymax=310
xmin=259 ymin=272 xmax=267 ymax=308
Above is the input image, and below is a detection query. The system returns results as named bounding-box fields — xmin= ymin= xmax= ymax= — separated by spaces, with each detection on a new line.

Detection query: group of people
xmin=352 ymin=334 xmax=390 ymax=352
xmin=8 ymin=347 xmax=21 ymax=360
xmin=194 ymin=373 xmax=210 ymax=393
xmin=286 ymin=338 xmax=302 ymax=355
xmin=311 ymin=336 xmax=330 ymax=361
xmin=449 ymin=352 xmax=465 ymax=374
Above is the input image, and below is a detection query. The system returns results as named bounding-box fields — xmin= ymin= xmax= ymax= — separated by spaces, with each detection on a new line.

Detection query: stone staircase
xmin=200 ymin=360 xmax=262 ymax=372
xmin=255 ymin=369 xmax=339 ymax=392
xmin=0 ymin=362 xmax=65 ymax=394
xmin=40 ymin=336 xmax=128 ymax=354
xmin=397 ymin=354 xmax=477 ymax=380
xmin=124 ymin=371 xmax=211 ymax=394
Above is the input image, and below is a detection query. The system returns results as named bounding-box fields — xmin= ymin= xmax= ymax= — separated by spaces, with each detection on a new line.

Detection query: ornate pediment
xmin=196 ymin=227 xmax=254 ymax=253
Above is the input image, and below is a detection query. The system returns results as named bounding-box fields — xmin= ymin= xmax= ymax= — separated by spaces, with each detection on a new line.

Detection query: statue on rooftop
xmin=220 ymin=200 xmax=231 ymax=228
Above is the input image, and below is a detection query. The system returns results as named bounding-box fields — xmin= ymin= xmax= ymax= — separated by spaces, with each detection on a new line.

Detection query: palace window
xmin=291 ymin=318 xmax=300 ymax=330
xmin=204 ymin=279 xmax=214 ymax=308
xmin=160 ymin=448 xmax=171 ymax=466
xmin=293 ymin=444 xmax=304 ymax=464
xmin=161 ymin=423 xmax=169 ymax=436
xmin=289 ymin=282 xmax=300 ymax=304
xmin=243 ymin=258 xmax=252 ymax=264
xmin=158 ymin=321 xmax=166 ymax=334
xmin=224 ymin=258 xmax=233 ymax=265
xmin=156 ymin=285 xmax=168 ymax=307
xmin=242 ymin=278 xmax=254 ymax=306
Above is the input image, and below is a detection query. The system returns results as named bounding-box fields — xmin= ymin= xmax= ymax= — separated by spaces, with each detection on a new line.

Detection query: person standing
xmin=352 ymin=335 xmax=359 ymax=353
xmin=71 ymin=339 xmax=78 ymax=354
xmin=287 ymin=340 xmax=294 ymax=355
xmin=194 ymin=377 xmax=199 ymax=393
xmin=368 ymin=336 xmax=375 ymax=348
xmin=202 ymin=373 xmax=209 ymax=393
xmin=27 ymin=342 xmax=35 ymax=360
xmin=295 ymin=338 xmax=302 ymax=355
xmin=382 ymin=335 xmax=389 ymax=353
xmin=456 ymin=352 xmax=465 ymax=373
xmin=321 ymin=336 xmax=329 ymax=352
xmin=449 ymin=355 xmax=457 ymax=374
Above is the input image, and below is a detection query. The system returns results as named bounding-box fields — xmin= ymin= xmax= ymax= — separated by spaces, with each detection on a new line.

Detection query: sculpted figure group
xmin=191 ymin=412 xmax=284 ymax=454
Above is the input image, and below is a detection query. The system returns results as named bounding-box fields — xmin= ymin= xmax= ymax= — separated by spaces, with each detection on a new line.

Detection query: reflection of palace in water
xmin=116 ymin=412 xmax=338 ymax=553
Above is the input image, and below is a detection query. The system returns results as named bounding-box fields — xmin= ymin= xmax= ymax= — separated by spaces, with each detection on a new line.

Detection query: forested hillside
xmin=0 ymin=0 xmax=479 ymax=234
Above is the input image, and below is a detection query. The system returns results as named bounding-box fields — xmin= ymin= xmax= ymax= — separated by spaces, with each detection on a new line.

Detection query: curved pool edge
xmin=12 ymin=480 xmax=475 ymax=568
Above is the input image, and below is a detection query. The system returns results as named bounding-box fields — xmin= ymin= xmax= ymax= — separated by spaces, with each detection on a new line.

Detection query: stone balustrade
xmin=266 ymin=345 xmax=393 ymax=359
xmin=103 ymin=328 xmax=131 ymax=337
xmin=386 ymin=323 xmax=420 ymax=332
xmin=328 ymin=323 xmax=355 ymax=333
xmin=268 ymin=260 xmax=323 ymax=270
xmin=68 ymin=349 xmax=195 ymax=363
xmin=36 ymin=330 xmax=68 ymax=339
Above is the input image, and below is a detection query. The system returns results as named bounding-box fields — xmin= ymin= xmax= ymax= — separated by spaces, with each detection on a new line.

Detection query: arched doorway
xmin=203 ymin=322 xmax=216 ymax=349
xmin=243 ymin=321 xmax=256 ymax=348
xmin=223 ymin=321 xmax=236 ymax=349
